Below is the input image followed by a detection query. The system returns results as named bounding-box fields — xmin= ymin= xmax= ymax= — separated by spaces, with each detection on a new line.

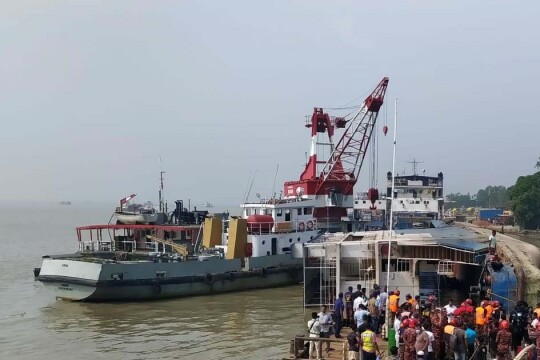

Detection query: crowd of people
xmin=306 ymin=283 xmax=540 ymax=360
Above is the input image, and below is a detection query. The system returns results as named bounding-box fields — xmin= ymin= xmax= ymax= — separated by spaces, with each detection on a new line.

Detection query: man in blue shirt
xmin=465 ymin=325 xmax=477 ymax=357
xmin=334 ymin=293 xmax=345 ymax=338
xmin=354 ymin=304 xmax=370 ymax=331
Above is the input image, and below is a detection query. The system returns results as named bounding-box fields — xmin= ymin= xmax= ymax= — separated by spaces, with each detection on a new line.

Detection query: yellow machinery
xmin=146 ymin=235 xmax=189 ymax=257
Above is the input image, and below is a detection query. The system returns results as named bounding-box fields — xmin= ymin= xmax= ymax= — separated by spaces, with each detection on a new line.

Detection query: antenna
xmin=159 ymin=155 xmax=166 ymax=212
xmin=270 ymin=164 xmax=279 ymax=201
xmin=406 ymin=158 xmax=424 ymax=176
xmin=243 ymin=170 xmax=258 ymax=204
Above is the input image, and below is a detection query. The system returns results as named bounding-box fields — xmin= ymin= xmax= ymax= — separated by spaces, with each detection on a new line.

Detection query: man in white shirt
xmin=318 ymin=306 xmax=333 ymax=353
xmin=489 ymin=230 xmax=497 ymax=254
xmin=307 ymin=311 xmax=322 ymax=360
xmin=444 ymin=299 xmax=457 ymax=322
xmin=424 ymin=326 xmax=435 ymax=360
xmin=353 ymin=292 xmax=368 ymax=312
xmin=354 ymin=304 xmax=369 ymax=330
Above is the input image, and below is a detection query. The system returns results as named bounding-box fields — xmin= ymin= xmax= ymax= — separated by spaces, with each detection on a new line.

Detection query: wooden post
xmin=342 ymin=341 xmax=347 ymax=360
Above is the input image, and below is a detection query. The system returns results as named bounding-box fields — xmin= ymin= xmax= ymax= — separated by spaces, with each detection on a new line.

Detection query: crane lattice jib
xmin=317 ymin=77 xmax=389 ymax=194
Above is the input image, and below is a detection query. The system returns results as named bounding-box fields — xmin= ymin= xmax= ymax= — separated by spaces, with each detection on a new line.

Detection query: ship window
xmin=285 ymin=209 xmax=291 ymax=221
xmin=297 ymin=208 xmax=302 ymax=215
xmin=155 ymin=271 xmax=166 ymax=278
xmin=303 ymin=207 xmax=312 ymax=215
xmin=363 ymin=201 xmax=366 ymax=204
xmin=111 ymin=273 xmax=124 ymax=280
xmin=277 ymin=209 xmax=283 ymax=217
xmin=262 ymin=240 xmax=266 ymax=245
xmin=416 ymin=201 xmax=420 ymax=204
xmin=297 ymin=237 xmax=301 ymax=242
xmin=355 ymin=201 xmax=358 ymax=204
xmin=289 ymin=239 xmax=292 ymax=243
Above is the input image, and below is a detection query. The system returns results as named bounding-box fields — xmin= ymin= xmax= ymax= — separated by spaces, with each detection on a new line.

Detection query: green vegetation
xmin=446 ymin=185 xmax=509 ymax=209
xmin=508 ymin=171 xmax=540 ymax=230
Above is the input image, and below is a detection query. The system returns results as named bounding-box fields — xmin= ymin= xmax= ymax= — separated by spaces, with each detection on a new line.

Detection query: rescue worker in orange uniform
xmin=476 ymin=301 xmax=488 ymax=340
xmin=389 ymin=290 xmax=400 ymax=322
xmin=485 ymin=301 xmax=494 ymax=321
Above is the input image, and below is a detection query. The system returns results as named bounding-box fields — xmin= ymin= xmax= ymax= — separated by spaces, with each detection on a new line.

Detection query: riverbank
xmin=458 ymin=222 xmax=540 ymax=305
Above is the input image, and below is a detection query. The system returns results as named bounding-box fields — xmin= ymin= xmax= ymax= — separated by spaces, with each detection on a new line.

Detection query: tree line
xmin=446 ymin=157 xmax=540 ymax=229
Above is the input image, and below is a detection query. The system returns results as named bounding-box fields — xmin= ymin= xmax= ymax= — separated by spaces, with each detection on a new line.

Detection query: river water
xmin=0 ymin=203 xmax=306 ymax=360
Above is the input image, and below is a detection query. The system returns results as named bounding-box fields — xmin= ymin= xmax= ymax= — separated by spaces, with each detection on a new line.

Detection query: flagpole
xmin=386 ymin=98 xmax=398 ymax=290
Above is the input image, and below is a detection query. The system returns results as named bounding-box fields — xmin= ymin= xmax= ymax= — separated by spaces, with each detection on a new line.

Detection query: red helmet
xmin=428 ymin=295 xmax=437 ymax=302
xmin=500 ymin=320 xmax=510 ymax=330
xmin=536 ymin=322 xmax=540 ymax=330
xmin=461 ymin=302 xmax=467 ymax=307
xmin=409 ymin=319 xmax=418 ymax=328
xmin=480 ymin=301 xmax=488 ymax=307
xmin=402 ymin=319 xmax=410 ymax=327
xmin=493 ymin=301 xmax=500 ymax=308
xmin=396 ymin=290 xmax=401 ymax=296
xmin=466 ymin=299 xmax=473 ymax=305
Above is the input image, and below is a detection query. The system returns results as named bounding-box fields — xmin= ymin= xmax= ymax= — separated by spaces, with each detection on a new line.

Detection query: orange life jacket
xmin=389 ymin=295 xmax=399 ymax=313
xmin=486 ymin=305 xmax=493 ymax=320
xmin=476 ymin=307 xmax=486 ymax=325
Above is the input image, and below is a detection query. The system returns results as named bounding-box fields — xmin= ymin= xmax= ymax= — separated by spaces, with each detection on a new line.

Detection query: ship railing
xmin=247 ymin=219 xmax=319 ymax=235
xmin=79 ymin=240 xmax=112 ymax=252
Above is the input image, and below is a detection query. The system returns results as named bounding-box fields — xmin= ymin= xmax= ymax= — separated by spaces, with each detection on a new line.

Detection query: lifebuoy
xmin=297 ymin=222 xmax=305 ymax=232
xmin=306 ymin=220 xmax=314 ymax=230
xmin=153 ymin=284 xmax=162 ymax=295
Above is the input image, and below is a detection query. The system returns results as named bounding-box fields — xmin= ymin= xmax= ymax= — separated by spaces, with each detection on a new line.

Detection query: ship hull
xmin=37 ymin=255 xmax=303 ymax=301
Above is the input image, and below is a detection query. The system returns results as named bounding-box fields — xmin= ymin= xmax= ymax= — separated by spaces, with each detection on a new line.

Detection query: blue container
xmin=490 ymin=265 xmax=518 ymax=311
xmin=479 ymin=209 xmax=503 ymax=221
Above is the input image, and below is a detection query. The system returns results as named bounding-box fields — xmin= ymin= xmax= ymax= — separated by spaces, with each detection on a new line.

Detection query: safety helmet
xmin=409 ymin=319 xmax=418 ymax=328
xmin=493 ymin=301 xmax=500 ymax=307
xmin=461 ymin=302 xmax=467 ymax=307
xmin=402 ymin=319 xmax=410 ymax=327
xmin=500 ymin=320 xmax=510 ymax=329
xmin=466 ymin=299 xmax=473 ymax=305
xmin=481 ymin=301 xmax=488 ymax=307
xmin=428 ymin=295 xmax=437 ymax=302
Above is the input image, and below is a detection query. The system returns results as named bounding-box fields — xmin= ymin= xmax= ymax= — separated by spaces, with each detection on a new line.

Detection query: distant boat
xmin=59 ymin=201 xmax=72 ymax=205
xmin=201 ymin=202 xmax=213 ymax=208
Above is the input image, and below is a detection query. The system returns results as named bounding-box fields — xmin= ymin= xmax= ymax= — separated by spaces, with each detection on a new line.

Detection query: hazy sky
xmin=1 ymin=1 xmax=538 ymax=206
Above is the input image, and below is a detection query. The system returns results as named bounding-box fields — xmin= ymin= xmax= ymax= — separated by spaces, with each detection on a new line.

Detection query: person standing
xmin=403 ymin=319 xmax=417 ymax=360
xmin=430 ymin=308 xmax=444 ymax=360
xmin=424 ymin=324 xmax=435 ymax=360
xmin=334 ymin=292 xmax=344 ymax=338
xmin=318 ymin=305 xmax=333 ymax=353
xmin=444 ymin=300 xmax=457 ymax=323
xmin=496 ymin=320 xmax=512 ymax=360
xmin=347 ymin=330 xmax=360 ymax=360
xmin=355 ymin=304 xmax=370 ymax=331
xmin=453 ymin=323 xmax=467 ymax=360
xmin=307 ymin=311 xmax=322 ymax=360
xmin=368 ymin=293 xmax=380 ymax=333
xmin=465 ymin=324 xmax=477 ymax=358
xmin=415 ymin=322 xmax=430 ymax=357
xmin=489 ymin=230 xmax=497 ymax=255
xmin=360 ymin=324 xmax=381 ymax=360
xmin=390 ymin=291 xmax=400 ymax=323
xmin=345 ymin=286 xmax=354 ymax=328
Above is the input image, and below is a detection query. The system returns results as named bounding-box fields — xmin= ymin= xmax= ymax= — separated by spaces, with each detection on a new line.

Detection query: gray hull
xmin=37 ymin=254 xmax=303 ymax=301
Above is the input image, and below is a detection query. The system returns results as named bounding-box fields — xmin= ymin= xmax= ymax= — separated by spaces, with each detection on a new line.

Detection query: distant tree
xmin=476 ymin=185 xmax=509 ymax=208
xmin=536 ymin=156 xmax=540 ymax=170
xmin=446 ymin=192 xmax=475 ymax=209
xmin=508 ymin=172 xmax=540 ymax=230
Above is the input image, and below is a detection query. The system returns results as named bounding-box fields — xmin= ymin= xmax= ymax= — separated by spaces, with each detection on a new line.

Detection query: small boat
xmin=59 ymin=201 xmax=72 ymax=205
xmin=115 ymin=194 xmax=159 ymax=224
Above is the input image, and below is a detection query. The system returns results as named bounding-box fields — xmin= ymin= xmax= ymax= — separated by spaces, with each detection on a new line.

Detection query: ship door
xmin=271 ymin=237 xmax=277 ymax=255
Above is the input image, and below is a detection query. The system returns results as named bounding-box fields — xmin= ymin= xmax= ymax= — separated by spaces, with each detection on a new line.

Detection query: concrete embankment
xmin=459 ymin=223 xmax=540 ymax=305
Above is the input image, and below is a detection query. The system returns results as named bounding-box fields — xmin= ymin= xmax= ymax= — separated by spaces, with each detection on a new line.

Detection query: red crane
xmin=283 ymin=77 xmax=389 ymax=227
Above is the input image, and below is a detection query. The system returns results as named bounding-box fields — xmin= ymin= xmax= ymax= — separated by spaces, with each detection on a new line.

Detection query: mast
xmin=159 ymin=156 xmax=166 ymax=213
